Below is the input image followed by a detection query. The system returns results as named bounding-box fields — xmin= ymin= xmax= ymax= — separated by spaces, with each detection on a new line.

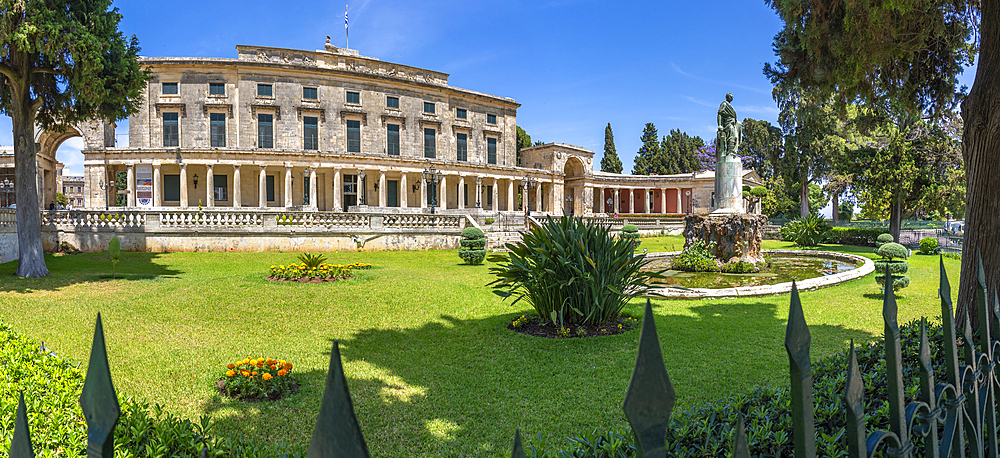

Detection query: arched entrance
xmin=563 ymin=156 xmax=587 ymax=216
xmin=33 ymin=121 xmax=115 ymax=209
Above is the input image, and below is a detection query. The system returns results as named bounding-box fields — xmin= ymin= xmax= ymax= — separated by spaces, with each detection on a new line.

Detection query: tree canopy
xmin=0 ymin=0 xmax=149 ymax=277
xmin=632 ymin=124 xmax=704 ymax=175
xmin=600 ymin=123 xmax=623 ymax=173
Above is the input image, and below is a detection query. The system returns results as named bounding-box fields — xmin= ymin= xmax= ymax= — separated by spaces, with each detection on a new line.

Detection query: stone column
xmin=179 ymin=164 xmax=188 ymax=208
xmin=507 ymin=180 xmax=514 ymax=211
xmin=333 ymin=168 xmax=342 ymax=211
xmin=323 ymin=169 xmax=333 ymax=211
xmin=457 ymin=176 xmax=465 ymax=209
xmin=536 ymin=182 xmax=543 ymax=212
xmin=613 ymin=188 xmax=620 ymax=214
xmin=126 ymin=164 xmax=135 ymax=208
xmin=233 ymin=165 xmax=242 ymax=208
xmin=400 ymin=172 xmax=408 ymax=208
xmin=492 ymin=178 xmax=499 ymax=211
xmin=661 ymin=188 xmax=667 ymax=213
xmin=676 ymin=188 xmax=682 ymax=214
xmin=378 ymin=170 xmax=387 ymax=207
xmin=440 ymin=175 xmax=448 ymax=210
xmin=309 ymin=167 xmax=318 ymax=210
xmin=206 ymin=164 xmax=215 ymax=207
xmin=420 ymin=175 xmax=427 ymax=208
xmin=284 ymin=166 xmax=292 ymax=208
xmin=258 ymin=166 xmax=267 ymax=208
xmin=153 ymin=165 xmax=162 ymax=207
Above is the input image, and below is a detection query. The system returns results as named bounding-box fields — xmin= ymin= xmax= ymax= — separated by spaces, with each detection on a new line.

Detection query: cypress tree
xmin=600 ymin=123 xmax=623 ymax=173
xmin=632 ymin=123 xmax=660 ymax=175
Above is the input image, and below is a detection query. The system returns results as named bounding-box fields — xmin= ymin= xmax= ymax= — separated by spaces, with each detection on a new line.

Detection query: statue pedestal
xmin=683 ymin=214 xmax=768 ymax=263
xmin=712 ymin=157 xmax=744 ymax=214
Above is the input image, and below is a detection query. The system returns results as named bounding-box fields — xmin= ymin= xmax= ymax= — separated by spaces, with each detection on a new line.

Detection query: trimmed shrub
xmin=780 ymin=214 xmax=830 ymax=246
xmin=620 ymin=224 xmax=640 ymax=247
xmin=672 ymin=240 xmax=719 ymax=272
xmin=875 ymin=233 xmax=895 ymax=249
xmin=825 ymin=227 xmax=888 ymax=247
xmin=531 ymin=320 xmax=949 ymax=457
xmin=875 ymin=242 xmax=910 ymax=291
xmin=720 ymin=260 xmax=759 ymax=274
xmin=919 ymin=237 xmax=940 ymax=254
xmin=459 ymin=227 xmax=487 ymax=265
xmin=488 ymin=216 xmax=664 ymax=326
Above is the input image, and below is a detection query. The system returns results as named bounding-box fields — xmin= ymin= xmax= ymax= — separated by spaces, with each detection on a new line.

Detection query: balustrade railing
xmin=0 ymin=209 xmax=15 ymax=228
xmin=8 ymin=255 xmax=1000 ymax=456
xmin=158 ymin=210 xmax=264 ymax=227
xmin=383 ymin=213 xmax=462 ymax=229
xmin=40 ymin=210 xmax=146 ymax=229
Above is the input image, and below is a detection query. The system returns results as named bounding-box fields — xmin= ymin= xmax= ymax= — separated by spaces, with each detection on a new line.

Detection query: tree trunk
xmin=831 ymin=192 xmax=839 ymax=224
xmin=799 ymin=178 xmax=809 ymax=217
xmin=889 ymin=192 xmax=902 ymax=246
xmin=957 ymin=0 xmax=1000 ymax=330
xmin=10 ymin=53 xmax=49 ymax=278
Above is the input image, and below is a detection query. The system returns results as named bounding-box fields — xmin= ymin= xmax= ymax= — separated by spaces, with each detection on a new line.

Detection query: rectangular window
xmin=463 ymin=184 xmax=468 ymax=207
xmin=346 ymin=91 xmax=360 ymax=104
xmin=209 ymin=83 xmax=225 ymax=95
xmin=386 ymin=124 xmax=400 ymax=156
xmin=487 ymin=113 xmax=497 ymax=124
xmin=303 ymin=87 xmax=318 ymax=99
xmin=423 ymin=101 xmax=435 ymax=114
xmin=303 ymin=116 xmax=319 ymax=150
xmin=62 ymin=186 xmax=66 ymax=193
xmin=424 ymin=128 xmax=436 ymax=158
xmin=213 ymin=174 xmax=228 ymax=202
xmin=386 ymin=96 xmax=399 ymax=109
xmin=210 ymin=113 xmax=226 ymax=147
xmin=456 ymin=108 xmax=467 ymax=119
xmin=257 ymin=84 xmax=272 ymax=97
xmin=266 ymin=175 xmax=275 ymax=202
xmin=487 ymin=137 xmax=497 ymax=164
xmin=347 ymin=120 xmax=361 ymax=153
xmin=343 ymin=174 xmax=357 ymax=210
xmin=163 ymin=112 xmax=179 ymax=147
xmin=162 ymin=82 xmax=178 ymax=94
xmin=164 ymin=174 xmax=180 ymax=201
xmin=387 ymin=180 xmax=398 ymax=207
xmin=257 ymin=114 xmax=273 ymax=148
xmin=456 ymin=132 xmax=467 ymax=161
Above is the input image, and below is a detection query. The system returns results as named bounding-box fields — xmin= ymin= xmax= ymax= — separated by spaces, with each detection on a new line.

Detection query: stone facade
xmin=56 ymin=164 xmax=85 ymax=208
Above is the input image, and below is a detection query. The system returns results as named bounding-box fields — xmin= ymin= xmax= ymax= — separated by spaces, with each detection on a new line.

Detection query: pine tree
xmin=632 ymin=123 xmax=660 ymax=175
xmin=659 ymin=136 xmax=680 ymax=175
xmin=600 ymin=123 xmax=623 ymax=173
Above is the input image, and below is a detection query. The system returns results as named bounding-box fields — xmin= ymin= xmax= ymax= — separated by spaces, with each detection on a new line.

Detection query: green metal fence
xmin=7 ymin=256 xmax=1000 ymax=457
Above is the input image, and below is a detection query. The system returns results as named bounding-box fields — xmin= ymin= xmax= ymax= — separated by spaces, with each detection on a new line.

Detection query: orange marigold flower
xmin=241 ymin=371 xmax=250 ymax=377
xmin=270 ymin=364 xmax=277 ymax=370
xmin=284 ymin=362 xmax=293 ymax=370
xmin=266 ymin=358 xmax=274 ymax=365
xmin=277 ymin=369 xmax=287 ymax=376
xmin=226 ymin=370 xmax=235 ymax=377
xmin=262 ymin=373 xmax=273 ymax=381
xmin=227 ymin=363 xmax=235 ymax=370
xmin=256 ymin=361 xmax=264 ymax=368
xmin=279 ymin=360 xmax=286 ymax=366
xmin=252 ymin=371 xmax=258 ymax=376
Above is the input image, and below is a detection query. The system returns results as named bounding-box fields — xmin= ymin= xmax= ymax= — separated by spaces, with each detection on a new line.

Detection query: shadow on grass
xmin=198 ymin=299 xmax=874 ymax=455
xmin=0 ymin=251 xmax=181 ymax=293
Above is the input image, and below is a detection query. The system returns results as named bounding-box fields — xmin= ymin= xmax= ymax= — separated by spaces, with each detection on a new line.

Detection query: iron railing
xmin=6 ymin=256 xmax=1000 ymax=457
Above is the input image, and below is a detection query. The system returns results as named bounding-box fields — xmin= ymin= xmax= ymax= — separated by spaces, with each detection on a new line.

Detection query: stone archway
xmin=563 ymin=156 xmax=587 ymax=215
xmin=34 ymin=121 xmax=115 ymax=209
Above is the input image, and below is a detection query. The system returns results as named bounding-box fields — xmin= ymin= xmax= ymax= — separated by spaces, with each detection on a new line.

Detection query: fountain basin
xmin=643 ymin=249 xmax=875 ymax=299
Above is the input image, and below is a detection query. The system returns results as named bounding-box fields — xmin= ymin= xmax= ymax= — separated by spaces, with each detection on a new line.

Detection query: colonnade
xmin=589 ymin=186 xmax=689 ymax=214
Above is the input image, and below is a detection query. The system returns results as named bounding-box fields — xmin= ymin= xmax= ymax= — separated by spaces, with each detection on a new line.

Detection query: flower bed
xmin=266 ymin=262 xmax=372 ymax=283
xmin=218 ymin=357 xmax=299 ymax=401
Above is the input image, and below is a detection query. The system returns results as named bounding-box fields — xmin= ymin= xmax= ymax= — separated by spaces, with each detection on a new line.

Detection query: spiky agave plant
xmin=488 ymin=216 xmax=665 ymax=327
xmin=297 ymin=252 xmax=327 ymax=269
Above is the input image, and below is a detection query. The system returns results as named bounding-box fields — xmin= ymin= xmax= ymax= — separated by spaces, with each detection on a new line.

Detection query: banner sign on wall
xmin=136 ymin=165 xmax=153 ymax=207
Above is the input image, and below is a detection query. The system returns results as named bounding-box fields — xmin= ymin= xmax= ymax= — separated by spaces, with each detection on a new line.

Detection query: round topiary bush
xmin=620 ymin=224 xmax=640 ymax=247
xmin=919 ymin=237 xmax=940 ymax=255
xmin=875 ymin=241 xmax=910 ymax=291
xmin=459 ymin=227 xmax=487 ymax=265
xmin=875 ymin=233 xmax=894 ymax=249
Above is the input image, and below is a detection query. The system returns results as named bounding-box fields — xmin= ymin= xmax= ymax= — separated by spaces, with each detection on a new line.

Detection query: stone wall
xmin=0 ymin=227 xmax=16 ymax=263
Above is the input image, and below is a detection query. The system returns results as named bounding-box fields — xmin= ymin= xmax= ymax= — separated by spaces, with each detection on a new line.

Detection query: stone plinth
xmin=712 ymin=157 xmax=744 ymax=214
xmin=683 ymin=213 xmax=767 ymax=262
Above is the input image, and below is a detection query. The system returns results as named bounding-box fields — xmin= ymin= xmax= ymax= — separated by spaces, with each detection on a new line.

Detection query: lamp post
xmin=520 ymin=174 xmax=536 ymax=217
xmin=422 ymin=165 xmax=442 ymax=214
xmin=685 ymin=189 xmax=692 ymax=215
xmin=357 ymin=170 xmax=366 ymax=207
xmin=475 ymin=176 xmax=482 ymax=209
xmin=606 ymin=196 xmax=613 ymax=214
xmin=98 ymin=180 xmax=109 ymax=211
xmin=303 ymin=169 xmax=310 ymax=206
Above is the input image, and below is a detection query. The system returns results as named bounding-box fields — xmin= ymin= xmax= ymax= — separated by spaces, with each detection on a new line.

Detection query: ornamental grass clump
xmin=458 ymin=227 xmax=487 ymax=265
xmin=488 ymin=216 xmax=664 ymax=327
xmin=220 ymin=357 xmax=297 ymax=401
xmin=297 ymin=252 xmax=327 ymax=268
xmin=779 ymin=214 xmax=830 ymax=246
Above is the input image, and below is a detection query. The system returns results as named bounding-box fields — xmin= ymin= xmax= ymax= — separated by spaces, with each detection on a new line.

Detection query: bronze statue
xmin=716 ymin=93 xmax=740 ymax=160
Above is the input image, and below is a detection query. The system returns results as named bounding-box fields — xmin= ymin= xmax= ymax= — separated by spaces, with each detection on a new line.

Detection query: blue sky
xmin=0 ymin=0 xmax=978 ymax=204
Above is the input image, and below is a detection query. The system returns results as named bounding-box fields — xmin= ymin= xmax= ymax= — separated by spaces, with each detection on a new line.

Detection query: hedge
xmin=825 ymin=227 xmax=889 ymax=247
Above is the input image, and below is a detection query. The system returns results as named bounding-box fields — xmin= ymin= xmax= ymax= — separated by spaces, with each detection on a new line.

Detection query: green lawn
xmin=0 ymin=237 xmax=958 ymax=457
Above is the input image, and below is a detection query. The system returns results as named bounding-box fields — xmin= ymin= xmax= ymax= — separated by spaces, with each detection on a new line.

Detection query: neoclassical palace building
xmin=12 ymin=41 xmax=761 ymax=216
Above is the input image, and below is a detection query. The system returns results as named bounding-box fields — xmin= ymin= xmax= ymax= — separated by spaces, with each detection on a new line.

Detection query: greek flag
xmin=345 ymin=5 xmax=349 ymax=30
